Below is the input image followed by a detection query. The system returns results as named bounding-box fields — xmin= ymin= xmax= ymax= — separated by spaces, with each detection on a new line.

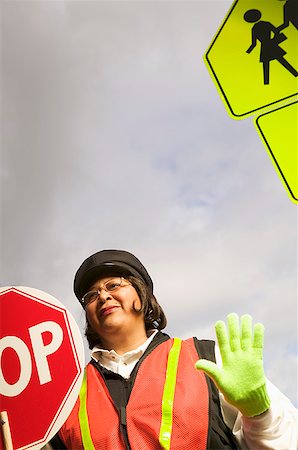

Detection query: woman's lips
xmin=100 ymin=306 xmax=120 ymax=317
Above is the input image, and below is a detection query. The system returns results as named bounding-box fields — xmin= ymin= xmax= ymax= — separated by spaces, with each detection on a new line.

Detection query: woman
xmin=50 ymin=249 xmax=297 ymax=449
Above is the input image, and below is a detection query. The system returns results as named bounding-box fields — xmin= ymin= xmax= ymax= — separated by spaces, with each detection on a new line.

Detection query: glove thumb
xmin=195 ymin=359 xmax=221 ymax=384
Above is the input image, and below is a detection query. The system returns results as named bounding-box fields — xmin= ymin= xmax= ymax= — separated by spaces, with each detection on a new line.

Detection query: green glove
xmin=195 ymin=313 xmax=271 ymax=417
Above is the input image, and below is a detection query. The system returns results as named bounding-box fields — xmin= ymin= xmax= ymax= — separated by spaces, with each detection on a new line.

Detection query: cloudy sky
xmin=1 ymin=1 xmax=297 ymax=405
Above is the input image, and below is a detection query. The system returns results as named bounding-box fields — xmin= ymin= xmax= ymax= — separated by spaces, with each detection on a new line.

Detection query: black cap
xmin=74 ymin=249 xmax=153 ymax=303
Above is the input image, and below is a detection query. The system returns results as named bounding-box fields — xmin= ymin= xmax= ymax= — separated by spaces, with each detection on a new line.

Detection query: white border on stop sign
xmin=0 ymin=286 xmax=85 ymax=450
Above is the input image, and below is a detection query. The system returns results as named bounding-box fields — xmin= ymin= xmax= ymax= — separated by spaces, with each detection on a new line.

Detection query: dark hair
xmin=84 ymin=276 xmax=167 ymax=349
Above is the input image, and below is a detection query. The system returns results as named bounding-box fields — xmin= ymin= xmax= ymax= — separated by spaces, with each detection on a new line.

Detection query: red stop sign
xmin=0 ymin=287 xmax=84 ymax=450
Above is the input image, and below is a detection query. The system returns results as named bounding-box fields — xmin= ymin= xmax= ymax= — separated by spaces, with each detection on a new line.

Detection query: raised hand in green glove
xmin=195 ymin=313 xmax=271 ymax=417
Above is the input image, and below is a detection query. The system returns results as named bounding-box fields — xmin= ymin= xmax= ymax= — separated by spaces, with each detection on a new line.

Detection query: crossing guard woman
xmin=50 ymin=249 xmax=297 ymax=449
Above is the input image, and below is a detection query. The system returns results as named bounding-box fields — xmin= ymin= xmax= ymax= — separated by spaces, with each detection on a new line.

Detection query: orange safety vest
xmin=59 ymin=338 xmax=211 ymax=450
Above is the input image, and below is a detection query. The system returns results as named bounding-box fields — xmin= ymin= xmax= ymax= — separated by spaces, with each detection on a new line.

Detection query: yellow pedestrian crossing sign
xmin=256 ymin=101 xmax=298 ymax=202
xmin=204 ymin=0 xmax=298 ymax=203
xmin=205 ymin=0 xmax=298 ymax=118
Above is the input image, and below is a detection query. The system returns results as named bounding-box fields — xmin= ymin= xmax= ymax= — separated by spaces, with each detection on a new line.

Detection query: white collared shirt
xmin=91 ymin=329 xmax=158 ymax=379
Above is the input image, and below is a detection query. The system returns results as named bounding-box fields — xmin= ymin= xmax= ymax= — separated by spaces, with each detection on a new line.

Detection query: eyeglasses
xmin=81 ymin=277 xmax=131 ymax=307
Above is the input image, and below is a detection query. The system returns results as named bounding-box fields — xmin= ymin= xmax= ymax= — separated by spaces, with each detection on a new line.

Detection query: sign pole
xmin=0 ymin=411 xmax=14 ymax=450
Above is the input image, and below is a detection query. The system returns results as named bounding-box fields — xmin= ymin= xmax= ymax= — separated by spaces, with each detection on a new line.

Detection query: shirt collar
xmin=91 ymin=329 xmax=159 ymax=364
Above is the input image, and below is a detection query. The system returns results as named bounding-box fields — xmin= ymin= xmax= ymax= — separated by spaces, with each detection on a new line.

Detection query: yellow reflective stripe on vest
xmin=159 ymin=338 xmax=182 ymax=450
xmin=78 ymin=369 xmax=96 ymax=450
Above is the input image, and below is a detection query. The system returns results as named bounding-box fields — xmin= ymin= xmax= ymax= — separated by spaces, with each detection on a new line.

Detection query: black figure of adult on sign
xmin=277 ymin=0 xmax=298 ymax=30
xmin=244 ymin=9 xmax=298 ymax=84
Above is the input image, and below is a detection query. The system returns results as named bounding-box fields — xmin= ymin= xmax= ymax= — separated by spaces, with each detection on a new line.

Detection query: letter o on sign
xmin=0 ymin=336 xmax=32 ymax=396
xmin=0 ymin=286 xmax=85 ymax=450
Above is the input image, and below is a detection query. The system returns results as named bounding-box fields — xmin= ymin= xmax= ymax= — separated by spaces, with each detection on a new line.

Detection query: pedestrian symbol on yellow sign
xmin=204 ymin=0 xmax=298 ymax=203
xmin=245 ymin=8 xmax=298 ymax=85
xmin=205 ymin=0 xmax=298 ymax=118
xmin=278 ymin=0 xmax=298 ymax=31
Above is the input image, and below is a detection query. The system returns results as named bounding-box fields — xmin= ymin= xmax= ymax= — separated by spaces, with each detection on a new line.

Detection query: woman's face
xmin=85 ymin=276 xmax=145 ymax=344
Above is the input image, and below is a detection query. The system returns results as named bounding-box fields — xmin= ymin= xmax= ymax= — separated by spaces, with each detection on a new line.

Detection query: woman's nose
xmin=98 ymin=289 xmax=112 ymax=303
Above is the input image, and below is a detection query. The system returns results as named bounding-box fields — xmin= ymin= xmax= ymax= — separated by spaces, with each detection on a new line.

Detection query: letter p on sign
xmin=0 ymin=287 xmax=84 ymax=450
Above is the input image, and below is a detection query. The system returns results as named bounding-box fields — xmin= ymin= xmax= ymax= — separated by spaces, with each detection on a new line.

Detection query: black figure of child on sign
xmin=244 ymin=9 xmax=298 ymax=84
xmin=278 ymin=0 xmax=298 ymax=31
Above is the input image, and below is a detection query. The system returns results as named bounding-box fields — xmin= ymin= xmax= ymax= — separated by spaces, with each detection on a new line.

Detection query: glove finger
xmin=195 ymin=359 xmax=220 ymax=384
xmin=240 ymin=314 xmax=252 ymax=350
xmin=253 ymin=323 xmax=264 ymax=349
xmin=215 ymin=320 xmax=230 ymax=361
xmin=227 ymin=313 xmax=240 ymax=352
